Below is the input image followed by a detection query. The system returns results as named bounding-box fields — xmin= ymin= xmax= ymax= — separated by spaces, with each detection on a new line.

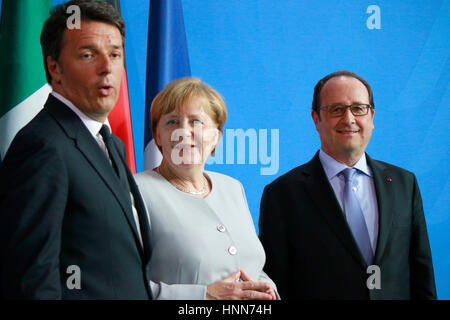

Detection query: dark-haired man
xmin=259 ymin=70 xmax=436 ymax=299
xmin=0 ymin=0 xmax=152 ymax=299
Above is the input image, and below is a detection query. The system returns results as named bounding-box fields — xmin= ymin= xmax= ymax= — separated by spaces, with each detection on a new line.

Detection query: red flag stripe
xmin=108 ymin=70 xmax=137 ymax=173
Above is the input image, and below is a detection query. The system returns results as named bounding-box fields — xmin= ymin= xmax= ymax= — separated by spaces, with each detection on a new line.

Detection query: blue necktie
xmin=341 ymin=168 xmax=374 ymax=265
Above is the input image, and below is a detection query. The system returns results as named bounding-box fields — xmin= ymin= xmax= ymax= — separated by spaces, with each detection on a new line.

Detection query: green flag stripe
xmin=0 ymin=0 xmax=52 ymax=118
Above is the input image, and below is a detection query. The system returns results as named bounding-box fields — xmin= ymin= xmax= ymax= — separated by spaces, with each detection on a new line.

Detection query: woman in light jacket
xmin=135 ymin=77 xmax=278 ymax=300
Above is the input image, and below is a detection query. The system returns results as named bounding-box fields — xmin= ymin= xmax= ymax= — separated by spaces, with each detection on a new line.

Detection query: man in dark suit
xmin=0 ymin=1 xmax=152 ymax=299
xmin=259 ymin=70 xmax=436 ymax=300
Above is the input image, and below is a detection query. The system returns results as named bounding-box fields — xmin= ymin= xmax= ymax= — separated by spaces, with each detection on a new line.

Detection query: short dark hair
xmin=40 ymin=0 xmax=125 ymax=84
xmin=312 ymin=70 xmax=375 ymax=116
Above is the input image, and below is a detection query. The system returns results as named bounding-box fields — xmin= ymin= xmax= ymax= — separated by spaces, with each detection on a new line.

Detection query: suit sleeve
xmin=0 ymin=131 xmax=68 ymax=299
xmin=409 ymin=175 xmax=437 ymax=299
xmin=258 ymin=184 xmax=290 ymax=299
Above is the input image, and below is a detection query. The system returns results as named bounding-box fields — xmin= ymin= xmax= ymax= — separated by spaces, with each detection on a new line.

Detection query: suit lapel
xmin=112 ymin=135 xmax=153 ymax=263
xmin=366 ymin=155 xmax=394 ymax=264
xmin=124 ymin=162 xmax=153 ymax=263
xmin=301 ymin=152 xmax=367 ymax=267
xmin=44 ymin=95 xmax=144 ymax=255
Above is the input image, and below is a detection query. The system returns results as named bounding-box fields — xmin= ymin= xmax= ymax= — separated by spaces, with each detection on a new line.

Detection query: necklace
xmin=156 ymin=167 xmax=208 ymax=195
xmin=176 ymin=177 xmax=207 ymax=195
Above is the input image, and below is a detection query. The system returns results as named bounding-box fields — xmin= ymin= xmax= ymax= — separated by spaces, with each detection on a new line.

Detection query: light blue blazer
xmin=134 ymin=170 xmax=278 ymax=299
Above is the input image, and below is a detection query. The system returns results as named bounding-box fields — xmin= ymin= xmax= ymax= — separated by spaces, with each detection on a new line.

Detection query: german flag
xmin=103 ymin=0 xmax=137 ymax=173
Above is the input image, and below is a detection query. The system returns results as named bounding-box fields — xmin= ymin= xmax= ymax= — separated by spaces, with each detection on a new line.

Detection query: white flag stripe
xmin=0 ymin=83 xmax=52 ymax=158
xmin=143 ymin=139 xmax=163 ymax=170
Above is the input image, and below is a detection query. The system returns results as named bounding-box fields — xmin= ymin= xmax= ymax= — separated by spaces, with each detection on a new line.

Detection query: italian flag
xmin=0 ymin=0 xmax=137 ymax=173
xmin=0 ymin=0 xmax=53 ymax=161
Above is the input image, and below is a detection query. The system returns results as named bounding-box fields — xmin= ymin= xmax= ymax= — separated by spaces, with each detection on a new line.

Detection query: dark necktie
xmin=99 ymin=125 xmax=129 ymax=191
xmin=341 ymin=168 xmax=374 ymax=265
xmin=99 ymin=125 xmax=152 ymax=259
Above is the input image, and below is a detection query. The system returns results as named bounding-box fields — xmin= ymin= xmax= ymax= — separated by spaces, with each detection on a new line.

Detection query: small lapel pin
xmin=387 ymin=177 xmax=392 ymax=182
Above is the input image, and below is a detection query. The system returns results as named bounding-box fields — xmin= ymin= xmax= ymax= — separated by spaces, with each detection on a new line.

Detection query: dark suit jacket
xmin=259 ymin=151 xmax=436 ymax=300
xmin=0 ymin=95 xmax=152 ymax=299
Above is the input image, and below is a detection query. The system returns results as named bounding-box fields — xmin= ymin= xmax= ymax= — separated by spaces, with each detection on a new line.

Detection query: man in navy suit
xmin=259 ymin=70 xmax=436 ymax=299
xmin=0 ymin=0 xmax=152 ymax=299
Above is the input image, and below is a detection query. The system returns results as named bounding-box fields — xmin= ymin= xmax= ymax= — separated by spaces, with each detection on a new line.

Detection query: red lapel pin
xmin=387 ymin=177 xmax=392 ymax=182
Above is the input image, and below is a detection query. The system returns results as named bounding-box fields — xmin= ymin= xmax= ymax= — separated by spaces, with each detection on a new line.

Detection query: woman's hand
xmin=206 ymin=270 xmax=274 ymax=300
xmin=240 ymin=269 xmax=276 ymax=300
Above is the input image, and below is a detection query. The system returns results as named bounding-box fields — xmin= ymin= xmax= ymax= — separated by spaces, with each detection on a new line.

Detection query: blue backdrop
xmin=6 ymin=0 xmax=450 ymax=298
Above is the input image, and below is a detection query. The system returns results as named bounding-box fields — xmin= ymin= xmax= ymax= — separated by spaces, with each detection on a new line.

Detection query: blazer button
xmin=217 ymin=225 xmax=226 ymax=232
xmin=228 ymin=246 xmax=237 ymax=255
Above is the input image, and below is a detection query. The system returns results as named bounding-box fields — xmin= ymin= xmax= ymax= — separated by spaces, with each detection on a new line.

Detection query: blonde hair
xmin=150 ymin=77 xmax=227 ymax=140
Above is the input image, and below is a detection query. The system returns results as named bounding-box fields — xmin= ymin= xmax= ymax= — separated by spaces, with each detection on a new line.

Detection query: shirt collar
xmin=51 ymin=91 xmax=110 ymax=137
xmin=319 ymin=149 xmax=372 ymax=179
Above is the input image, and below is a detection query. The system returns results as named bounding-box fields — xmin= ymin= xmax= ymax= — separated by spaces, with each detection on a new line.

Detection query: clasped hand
xmin=206 ymin=270 xmax=276 ymax=300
